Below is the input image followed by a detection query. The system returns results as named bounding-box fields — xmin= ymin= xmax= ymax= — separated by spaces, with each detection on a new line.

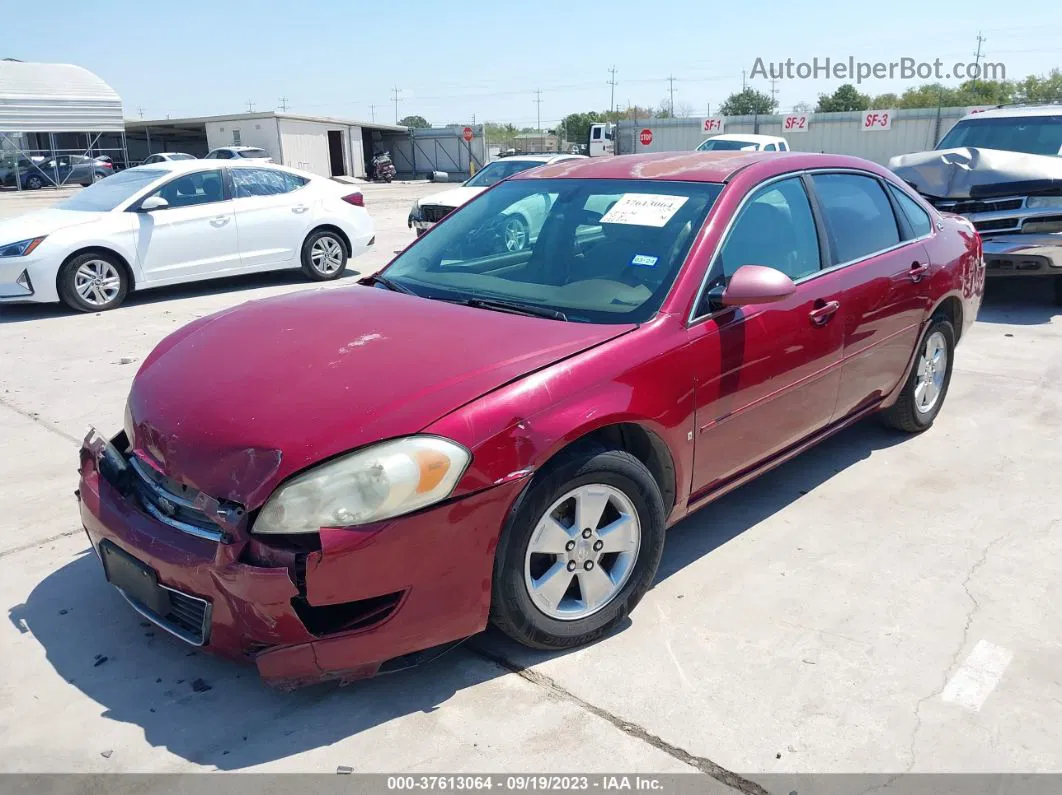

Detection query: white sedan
xmin=0 ymin=160 xmax=375 ymax=312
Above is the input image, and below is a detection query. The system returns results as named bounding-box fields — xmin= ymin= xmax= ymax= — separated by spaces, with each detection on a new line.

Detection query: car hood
xmin=420 ymin=186 xmax=486 ymax=210
xmin=0 ymin=208 xmax=105 ymax=241
xmin=889 ymin=146 xmax=1062 ymax=199
xmin=127 ymin=286 xmax=635 ymax=508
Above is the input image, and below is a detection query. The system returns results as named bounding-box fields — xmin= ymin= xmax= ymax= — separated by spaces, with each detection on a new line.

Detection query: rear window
xmin=237 ymin=148 xmax=270 ymax=159
xmin=697 ymin=139 xmax=759 ymax=151
xmin=170 ymin=153 xmax=196 ymax=161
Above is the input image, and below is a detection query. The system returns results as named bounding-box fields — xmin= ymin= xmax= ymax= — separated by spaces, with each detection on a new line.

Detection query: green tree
xmin=559 ymin=111 xmax=602 ymax=145
xmin=897 ymin=83 xmax=957 ymax=108
xmin=816 ymin=84 xmax=871 ymax=112
xmin=869 ymin=92 xmax=899 ymax=107
xmin=953 ymin=79 xmax=1014 ymax=106
xmin=655 ymin=99 xmax=675 ymax=118
xmin=1015 ymin=69 xmax=1062 ymax=103
xmin=718 ymin=88 xmax=776 ymax=116
xmin=398 ymin=114 xmax=430 ymax=129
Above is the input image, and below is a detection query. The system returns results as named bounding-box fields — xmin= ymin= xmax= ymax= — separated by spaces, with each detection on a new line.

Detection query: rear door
xmin=808 ymin=172 xmax=931 ymax=420
xmin=688 ymin=175 xmax=845 ymax=497
xmin=230 ymin=167 xmax=312 ymax=270
xmin=132 ymin=168 xmax=240 ymax=282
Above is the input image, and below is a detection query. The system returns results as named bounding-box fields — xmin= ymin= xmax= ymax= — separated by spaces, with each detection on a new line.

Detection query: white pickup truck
xmin=696 ymin=134 xmax=790 ymax=152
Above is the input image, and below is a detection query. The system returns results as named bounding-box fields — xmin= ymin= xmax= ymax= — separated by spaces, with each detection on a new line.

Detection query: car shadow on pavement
xmin=0 ymin=269 xmax=362 ymax=325
xmin=9 ymin=418 xmax=906 ymax=770
xmin=976 ymin=279 xmax=1060 ymax=325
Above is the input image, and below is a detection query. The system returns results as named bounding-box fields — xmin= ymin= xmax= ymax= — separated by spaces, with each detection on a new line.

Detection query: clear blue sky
xmin=10 ymin=0 xmax=1062 ymax=127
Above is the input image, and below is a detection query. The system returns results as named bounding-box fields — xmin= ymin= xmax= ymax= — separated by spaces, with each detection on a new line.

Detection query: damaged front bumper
xmin=77 ymin=429 xmax=527 ymax=688
xmin=979 ymin=232 xmax=1062 ymax=277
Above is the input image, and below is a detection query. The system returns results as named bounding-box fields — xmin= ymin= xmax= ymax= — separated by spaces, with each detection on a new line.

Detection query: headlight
xmin=253 ymin=436 xmax=470 ymax=534
xmin=1026 ymin=196 xmax=1062 ymax=209
xmin=0 ymin=237 xmax=46 ymax=257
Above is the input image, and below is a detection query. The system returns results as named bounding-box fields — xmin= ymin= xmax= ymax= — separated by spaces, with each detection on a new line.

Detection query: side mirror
xmin=711 ymin=264 xmax=797 ymax=308
xmin=139 ymin=196 xmax=169 ymax=212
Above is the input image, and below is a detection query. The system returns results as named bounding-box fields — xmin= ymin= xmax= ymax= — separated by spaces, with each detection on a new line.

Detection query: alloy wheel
xmin=524 ymin=484 xmax=641 ymax=621
xmin=914 ymin=330 xmax=948 ymax=414
xmin=503 ymin=217 xmax=528 ymax=252
xmin=310 ymin=236 xmax=344 ymax=274
xmin=74 ymin=259 xmax=122 ymax=307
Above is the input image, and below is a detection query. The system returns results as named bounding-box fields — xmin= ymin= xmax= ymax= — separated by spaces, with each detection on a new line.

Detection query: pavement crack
xmin=904 ymin=532 xmax=1008 ymax=772
xmin=0 ymin=394 xmax=80 ymax=445
xmin=468 ymin=642 xmax=768 ymax=795
xmin=0 ymin=528 xmax=84 ymax=560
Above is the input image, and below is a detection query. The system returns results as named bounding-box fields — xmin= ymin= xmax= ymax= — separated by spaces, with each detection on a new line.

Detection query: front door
xmin=230 ymin=167 xmax=311 ymax=270
xmin=809 ymin=172 xmax=932 ymax=418
xmin=133 ymin=169 xmax=240 ymax=283
xmin=688 ymin=175 xmax=844 ymax=498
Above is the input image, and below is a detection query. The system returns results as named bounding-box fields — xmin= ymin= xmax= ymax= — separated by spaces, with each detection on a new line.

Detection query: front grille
xmin=128 ymin=456 xmax=227 ymax=542
xmin=974 ymin=218 xmax=1021 ymax=233
xmin=931 ymin=197 xmax=1023 ymax=214
xmin=420 ymin=204 xmax=453 ymax=223
xmin=120 ymin=584 xmax=211 ymax=646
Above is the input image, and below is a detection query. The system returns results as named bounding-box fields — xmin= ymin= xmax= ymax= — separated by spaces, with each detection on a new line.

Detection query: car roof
xmin=515 ymin=151 xmax=891 ymax=184
xmin=213 ymin=145 xmax=267 ymax=151
xmin=959 ymin=104 xmax=1062 ymax=121
xmin=125 ymin=159 xmax=303 ymax=177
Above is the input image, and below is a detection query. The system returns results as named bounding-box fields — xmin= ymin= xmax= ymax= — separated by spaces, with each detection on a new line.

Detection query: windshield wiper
xmin=362 ymin=273 xmax=419 ymax=296
xmin=449 ymin=297 xmax=568 ymax=321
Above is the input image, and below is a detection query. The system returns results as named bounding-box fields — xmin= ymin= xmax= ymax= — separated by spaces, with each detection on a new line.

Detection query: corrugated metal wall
xmin=0 ymin=62 xmax=123 ymax=133
xmin=617 ymin=107 xmax=971 ymax=164
xmin=381 ymin=126 xmax=487 ymax=178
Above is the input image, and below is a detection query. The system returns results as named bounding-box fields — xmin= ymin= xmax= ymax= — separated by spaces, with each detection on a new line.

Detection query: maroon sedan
xmin=78 ymin=152 xmax=984 ymax=687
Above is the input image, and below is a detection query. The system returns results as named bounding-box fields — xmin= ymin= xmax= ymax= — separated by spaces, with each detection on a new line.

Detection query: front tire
xmin=500 ymin=215 xmax=529 ymax=252
xmin=301 ymin=229 xmax=348 ymax=281
xmin=57 ymin=252 xmax=129 ymax=312
xmin=26 ymin=174 xmax=44 ymax=190
xmin=880 ymin=316 xmax=955 ymax=433
xmin=490 ymin=445 xmax=666 ymax=650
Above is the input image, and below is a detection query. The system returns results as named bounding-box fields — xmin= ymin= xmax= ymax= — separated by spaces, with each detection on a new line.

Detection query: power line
xmin=391 ymin=85 xmax=401 ymax=123
xmin=278 ymin=96 xmax=289 ymax=112
xmin=667 ymin=75 xmax=677 ymax=116
xmin=607 ymin=66 xmax=618 ymax=116
xmin=974 ymin=31 xmax=987 ymax=68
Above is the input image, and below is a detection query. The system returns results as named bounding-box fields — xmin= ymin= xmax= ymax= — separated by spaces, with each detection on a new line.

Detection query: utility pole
xmin=741 ymin=70 xmax=747 ymax=91
xmin=370 ymin=104 xmax=376 ymax=122
xmin=769 ymin=78 xmax=779 ymax=105
xmin=667 ymin=75 xmax=677 ymax=116
xmin=137 ymin=106 xmax=144 ymax=119
xmin=278 ymin=96 xmax=289 ymax=112
xmin=246 ymin=99 xmax=255 ymax=113
xmin=391 ymin=86 xmax=401 ymax=124
xmin=973 ymin=31 xmax=986 ymax=69
xmin=534 ymin=89 xmax=543 ymax=150
xmin=607 ymin=66 xmax=618 ymax=116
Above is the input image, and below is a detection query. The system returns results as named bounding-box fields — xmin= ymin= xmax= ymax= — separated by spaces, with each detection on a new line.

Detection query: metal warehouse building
xmin=118 ymin=113 xmax=408 ymax=179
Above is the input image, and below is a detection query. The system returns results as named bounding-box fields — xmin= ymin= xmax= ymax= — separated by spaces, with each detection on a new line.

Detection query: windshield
xmin=56 ymin=168 xmax=166 ymax=212
xmin=465 ymin=160 xmax=547 ymax=188
xmin=238 ymin=148 xmax=269 ymax=158
xmin=697 ymin=139 xmax=759 ymax=151
xmin=937 ymin=115 xmax=1062 ymax=156
xmin=382 ymin=178 xmax=723 ymax=324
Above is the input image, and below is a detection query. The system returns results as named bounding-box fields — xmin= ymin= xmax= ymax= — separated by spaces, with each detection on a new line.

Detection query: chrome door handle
xmin=909 ymin=262 xmax=930 ymax=282
xmin=210 ymin=216 xmax=230 ymax=226
xmin=292 ymin=205 xmax=309 ymax=214
xmin=809 ymin=300 xmax=840 ymax=326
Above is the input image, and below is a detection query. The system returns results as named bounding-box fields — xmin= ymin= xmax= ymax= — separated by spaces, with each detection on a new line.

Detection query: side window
xmin=283 ymin=172 xmax=308 ymax=191
xmin=888 ymin=184 xmax=933 ymax=238
xmin=148 ymin=170 xmax=226 ymax=208
xmin=592 ymin=127 xmax=601 ymax=141
xmin=779 ymin=141 xmax=788 ymax=151
xmin=717 ymin=177 xmax=822 ymax=282
xmin=764 ymin=143 xmax=777 ymax=151
xmin=232 ymin=168 xmax=293 ymax=198
xmin=811 ymin=173 xmax=901 ymax=263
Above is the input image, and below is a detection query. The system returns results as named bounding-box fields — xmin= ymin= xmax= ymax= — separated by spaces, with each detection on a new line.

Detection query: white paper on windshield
xmin=600 ymin=193 xmax=689 ymax=227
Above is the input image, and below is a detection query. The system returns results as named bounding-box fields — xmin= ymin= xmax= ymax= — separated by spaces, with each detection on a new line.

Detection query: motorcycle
xmin=371 ymin=152 xmax=397 ymax=183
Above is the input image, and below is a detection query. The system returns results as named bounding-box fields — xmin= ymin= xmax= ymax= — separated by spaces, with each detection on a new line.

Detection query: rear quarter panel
xmin=924 ymin=212 xmax=984 ymax=340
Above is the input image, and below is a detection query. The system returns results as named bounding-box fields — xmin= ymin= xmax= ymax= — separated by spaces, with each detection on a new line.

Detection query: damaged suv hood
xmin=889 ymin=146 xmax=1062 ymax=199
xmin=127 ymin=286 xmax=634 ymax=508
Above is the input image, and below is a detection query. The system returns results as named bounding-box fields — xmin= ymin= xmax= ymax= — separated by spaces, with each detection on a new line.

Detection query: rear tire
xmin=879 ymin=316 xmax=955 ymax=433
xmin=57 ymin=252 xmax=129 ymax=312
xmin=26 ymin=174 xmax=44 ymax=190
xmin=490 ymin=444 xmax=666 ymax=650
xmin=300 ymin=229 xmax=348 ymax=281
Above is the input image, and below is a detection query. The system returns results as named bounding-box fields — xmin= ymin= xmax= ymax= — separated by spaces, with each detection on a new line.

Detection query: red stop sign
xmin=639 ymin=128 xmax=653 ymax=146
xmin=462 ymin=126 xmax=473 ymax=143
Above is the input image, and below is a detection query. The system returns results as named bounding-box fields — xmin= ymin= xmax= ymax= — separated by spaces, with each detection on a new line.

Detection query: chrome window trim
xmin=687 ymin=167 xmax=936 ymax=325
